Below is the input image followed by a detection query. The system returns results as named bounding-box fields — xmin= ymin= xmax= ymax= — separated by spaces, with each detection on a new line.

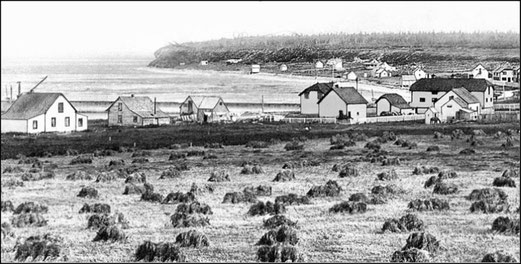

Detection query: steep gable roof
xmin=451 ymin=87 xmax=480 ymax=104
xmin=409 ymin=78 xmax=492 ymax=92
xmin=107 ymin=96 xmax=169 ymax=118
xmin=189 ymin=96 xmax=224 ymax=110
xmin=1 ymin=92 xmax=72 ymax=120
xmin=298 ymin=82 xmax=334 ymax=96
xmin=318 ymin=86 xmax=368 ymax=105
xmin=377 ymin=93 xmax=411 ymax=109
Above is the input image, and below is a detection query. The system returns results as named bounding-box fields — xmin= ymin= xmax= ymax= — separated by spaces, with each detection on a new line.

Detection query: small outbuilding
xmin=375 ymin=93 xmax=414 ymax=116
xmin=106 ymin=95 xmax=170 ymax=126
xmin=280 ymin=64 xmax=288 ymax=72
xmin=251 ymin=64 xmax=260 ymax=74
xmin=315 ymin=61 xmax=324 ymax=69
xmin=346 ymin=71 xmax=357 ymax=81
xmin=179 ymin=96 xmax=230 ymax=123
xmin=401 ymin=75 xmax=416 ymax=87
xmin=200 ymin=60 xmax=209 ymax=66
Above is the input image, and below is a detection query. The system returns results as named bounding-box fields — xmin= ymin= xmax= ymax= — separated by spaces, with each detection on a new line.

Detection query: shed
xmin=346 ymin=71 xmax=357 ymax=81
xmin=1 ymin=92 xmax=88 ymax=133
xmin=251 ymin=64 xmax=260 ymax=74
xmin=179 ymin=96 xmax=230 ymax=123
xmin=106 ymin=95 xmax=170 ymax=126
xmin=200 ymin=60 xmax=209 ymax=66
xmin=280 ymin=64 xmax=288 ymax=72
xmin=401 ymin=75 xmax=416 ymax=87
xmin=375 ymin=93 xmax=414 ymax=116
xmin=315 ymin=61 xmax=324 ymax=69
xmin=424 ymin=107 xmax=439 ymax=124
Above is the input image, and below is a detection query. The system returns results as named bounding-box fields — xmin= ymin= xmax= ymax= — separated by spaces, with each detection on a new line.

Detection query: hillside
xmin=148 ymin=31 xmax=521 ymax=68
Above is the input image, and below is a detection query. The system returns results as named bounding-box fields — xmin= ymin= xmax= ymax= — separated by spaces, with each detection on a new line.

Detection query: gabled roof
xmin=298 ymin=82 xmax=334 ymax=96
xmin=473 ymin=63 xmax=488 ymax=71
xmin=451 ymin=87 xmax=480 ymax=104
xmin=376 ymin=93 xmax=411 ymax=109
xmin=1 ymin=92 xmax=74 ymax=120
xmin=493 ymin=64 xmax=512 ymax=73
xmin=318 ymin=86 xmax=368 ymax=105
xmin=402 ymin=75 xmax=416 ymax=81
xmin=189 ymin=96 xmax=224 ymax=110
xmin=107 ymin=96 xmax=169 ymax=118
xmin=451 ymin=97 xmax=468 ymax=108
xmin=409 ymin=78 xmax=493 ymax=92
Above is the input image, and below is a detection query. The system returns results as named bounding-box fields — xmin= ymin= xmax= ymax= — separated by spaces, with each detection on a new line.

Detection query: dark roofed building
xmin=106 ymin=95 xmax=171 ymax=126
xmin=299 ymin=82 xmax=335 ymax=115
xmin=375 ymin=93 xmax=414 ymax=115
xmin=1 ymin=92 xmax=88 ymax=133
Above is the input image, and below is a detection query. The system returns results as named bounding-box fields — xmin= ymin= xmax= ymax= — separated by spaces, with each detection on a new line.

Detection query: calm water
xmin=0 ymin=57 xmax=312 ymax=104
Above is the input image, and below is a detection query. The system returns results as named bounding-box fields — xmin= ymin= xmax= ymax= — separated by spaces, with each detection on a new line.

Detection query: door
xmin=338 ymin=110 xmax=343 ymax=118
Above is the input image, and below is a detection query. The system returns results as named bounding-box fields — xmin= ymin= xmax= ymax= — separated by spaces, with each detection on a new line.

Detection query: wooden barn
xmin=179 ymin=96 xmax=230 ymax=123
xmin=1 ymin=92 xmax=88 ymax=133
xmin=106 ymin=95 xmax=170 ymax=126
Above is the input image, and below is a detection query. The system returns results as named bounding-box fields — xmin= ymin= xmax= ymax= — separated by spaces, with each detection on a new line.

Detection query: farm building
xmin=346 ymin=71 xmax=357 ymax=81
xmin=1 ymin=92 xmax=88 ymax=134
xmin=492 ymin=64 xmax=516 ymax=82
xmin=315 ymin=61 xmax=324 ymax=69
xmin=298 ymin=82 xmax=334 ymax=115
xmin=424 ymin=107 xmax=440 ymax=124
xmin=374 ymin=68 xmax=390 ymax=78
xmin=434 ymin=87 xmax=481 ymax=115
xmin=106 ymin=95 xmax=170 ymax=127
xmin=226 ymin=59 xmax=242 ymax=64
xmin=470 ymin=64 xmax=490 ymax=79
xmin=409 ymin=78 xmax=494 ymax=114
xmin=280 ymin=64 xmax=288 ymax=72
xmin=317 ymin=85 xmax=368 ymax=120
xmin=251 ymin=64 xmax=260 ymax=74
xmin=413 ymin=68 xmax=427 ymax=80
xmin=200 ymin=60 xmax=209 ymax=66
xmin=179 ymin=96 xmax=230 ymax=123
xmin=326 ymin=58 xmax=343 ymax=70
xmin=401 ymin=75 xmax=416 ymax=87
xmin=364 ymin=59 xmax=380 ymax=69
xmin=375 ymin=93 xmax=414 ymax=116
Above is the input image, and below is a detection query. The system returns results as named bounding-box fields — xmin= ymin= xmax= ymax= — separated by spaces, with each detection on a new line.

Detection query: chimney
xmin=10 ymin=85 xmax=13 ymax=102
xmin=131 ymin=94 xmax=134 ymax=97
xmin=154 ymin=97 xmax=156 ymax=115
xmin=17 ymin=81 xmax=21 ymax=97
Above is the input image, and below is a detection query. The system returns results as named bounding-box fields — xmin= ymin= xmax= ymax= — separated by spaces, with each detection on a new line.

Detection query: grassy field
xmin=1 ymin=123 xmax=519 ymax=262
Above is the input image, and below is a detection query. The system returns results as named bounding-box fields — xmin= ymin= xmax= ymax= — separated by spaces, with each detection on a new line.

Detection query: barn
xmin=375 ymin=93 xmax=414 ymax=116
xmin=179 ymin=96 xmax=230 ymax=123
xmin=106 ymin=95 xmax=170 ymax=126
xmin=317 ymin=85 xmax=368 ymax=120
xmin=1 ymin=92 xmax=88 ymax=134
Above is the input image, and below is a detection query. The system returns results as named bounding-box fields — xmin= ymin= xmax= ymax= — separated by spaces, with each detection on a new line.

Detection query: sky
xmin=1 ymin=1 xmax=520 ymax=60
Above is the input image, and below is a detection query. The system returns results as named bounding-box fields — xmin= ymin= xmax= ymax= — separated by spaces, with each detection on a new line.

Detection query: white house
xmin=409 ymin=78 xmax=494 ymax=114
xmin=200 ymin=60 xmax=209 ymax=66
xmin=401 ymin=75 xmax=416 ymax=87
xmin=179 ymin=96 xmax=230 ymax=123
xmin=326 ymin=58 xmax=343 ymax=71
xmin=470 ymin=64 xmax=489 ymax=79
xmin=1 ymin=92 xmax=88 ymax=133
xmin=106 ymin=95 xmax=170 ymax=127
xmin=317 ymin=85 xmax=368 ymax=120
xmin=492 ymin=64 xmax=516 ymax=82
xmin=413 ymin=68 xmax=427 ymax=80
xmin=375 ymin=93 xmax=415 ymax=116
xmin=346 ymin=71 xmax=357 ymax=81
xmin=433 ymin=87 xmax=481 ymax=114
xmin=374 ymin=68 xmax=390 ymax=78
xmin=364 ymin=59 xmax=380 ymax=69
xmin=280 ymin=64 xmax=288 ymax=72
xmin=315 ymin=61 xmax=324 ymax=69
xmin=298 ymin=82 xmax=334 ymax=115
xmin=251 ymin=64 xmax=260 ymax=74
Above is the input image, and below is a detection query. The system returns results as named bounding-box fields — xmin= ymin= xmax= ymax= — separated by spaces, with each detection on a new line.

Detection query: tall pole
xmin=10 ymin=85 xmax=13 ymax=101
xmin=261 ymin=95 xmax=264 ymax=113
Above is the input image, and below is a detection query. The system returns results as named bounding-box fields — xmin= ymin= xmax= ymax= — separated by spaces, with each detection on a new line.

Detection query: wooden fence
xmin=352 ymin=114 xmax=425 ymax=124
xmin=282 ymin=117 xmax=338 ymax=124
xmin=494 ymin=103 xmax=520 ymax=111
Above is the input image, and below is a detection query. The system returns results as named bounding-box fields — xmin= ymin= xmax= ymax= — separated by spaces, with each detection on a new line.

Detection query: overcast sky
xmin=2 ymin=1 xmax=519 ymax=60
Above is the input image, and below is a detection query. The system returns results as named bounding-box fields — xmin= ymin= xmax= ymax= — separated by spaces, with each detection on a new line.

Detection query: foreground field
xmin=1 ymin=127 xmax=520 ymax=262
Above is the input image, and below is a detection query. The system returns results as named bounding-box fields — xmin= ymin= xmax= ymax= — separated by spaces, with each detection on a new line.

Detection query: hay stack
xmin=2 ymin=200 xmax=15 ymax=212
xmin=108 ymin=159 xmax=125 ymax=167
xmin=14 ymin=234 xmax=61 ymax=261
xmin=348 ymin=193 xmax=370 ymax=203
xmin=451 ymin=129 xmax=465 ymax=140
xmin=391 ymin=248 xmax=431 ymax=262
xmin=382 ymin=214 xmax=425 ymax=233
xmin=263 ymin=215 xmax=298 ymax=229
xmin=481 ymin=250 xmax=519 ymax=262
xmin=273 ymin=170 xmax=296 ymax=182
xmin=284 ymin=141 xmax=304 ymax=151
xmin=256 ymin=245 xmax=302 ymax=262
xmin=432 ymin=182 xmax=458 ymax=195
xmin=13 ymin=202 xmax=48 ymax=214
xmin=77 ymin=187 xmax=99 ymax=199
xmin=79 ymin=203 xmax=111 ymax=214
xmin=123 ymin=183 xmax=146 ymax=195
xmin=95 ymin=171 xmax=118 ymax=182
xmin=3 ymin=165 xmax=24 ymax=173
xmin=11 ymin=213 xmax=47 ymax=227
xmin=125 ymin=172 xmax=146 ymax=184
xmin=248 ymin=201 xmax=286 ymax=216
xmin=338 ymin=164 xmax=360 ymax=178
xmin=364 ymin=141 xmax=381 ymax=151
xmin=208 ymin=170 xmax=230 ymax=182
xmin=377 ymin=169 xmax=398 ymax=181
xmin=382 ymin=157 xmax=401 ymax=166
xmin=175 ymin=230 xmax=210 ymax=248
xmin=159 ymin=167 xmax=182 ymax=179
xmin=491 ymin=216 xmax=520 ymax=235
xmin=241 ymin=164 xmax=265 ymax=174
xmin=175 ymin=201 xmax=213 ymax=215
xmin=306 ymin=180 xmax=342 ymax=197
xmin=244 ymin=185 xmax=272 ymax=196
xmin=135 ymin=241 xmax=185 ymax=262
xmin=222 ymin=191 xmax=257 ymax=204
xmin=189 ymin=182 xmax=214 ymax=195
xmin=492 ymin=177 xmax=516 ymax=187
xmin=2 ymin=178 xmax=25 ymax=188
xmin=275 ymin=194 xmax=311 ymax=206
xmin=141 ymin=189 xmax=164 ymax=203
xmin=459 ymin=148 xmax=476 ymax=155
xmin=467 ymin=188 xmax=508 ymax=202
xmin=502 ymin=169 xmax=519 ymax=178
xmin=132 ymin=158 xmax=149 ymax=164
xmin=92 ymin=225 xmax=126 ymax=242
xmin=426 ymin=145 xmax=440 ymax=152
xmin=170 ymin=213 xmax=210 ymax=228
xmin=402 ymin=232 xmax=440 ymax=254
xmin=1 ymin=222 xmax=15 ymax=239
xmin=70 ymin=156 xmax=92 ymax=165
xmin=257 ymin=224 xmax=298 ymax=246
xmin=162 ymin=192 xmax=196 ymax=204
xmin=246 ymin=141 xmax=270 ymax=148
xmin=408 ymin=198 xmax=450 ymax=211
xmin=470 ymin=200 xmax=510 ymax=213
xmin=329 ymin=201 xmax=367 ymax=214
xmin=66 ymin=171 xmax=92 ymax=181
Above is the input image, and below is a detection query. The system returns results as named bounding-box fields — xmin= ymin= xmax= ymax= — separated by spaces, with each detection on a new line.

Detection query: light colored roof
xmin=451 ymin=87 xmax=480 ymax=104
xmin=377 ymin=93 xmax=411 ymax=109
xmin=190 ymin=96 xmax=223 ymax=109
xmin=402 ymin=75 xmax=416 ymax=81
xmin=1 ymin=92 xmax=73 ymax=120
xmin=318 ymin=86 xmax=368 ymax=105
xmin=459 ymin=108 xmax=474 ymax=113
xmin=107 ymin=96 xmax=169 ymax=118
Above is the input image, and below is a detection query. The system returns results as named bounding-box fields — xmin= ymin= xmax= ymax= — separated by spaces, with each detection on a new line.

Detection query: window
xmin=447 ymin=105 xmax=452 ymax=108
xmin=133 ymin=116 xmax=138 ymax=123
xmin=357 ymin=112 xmax=359 ymax=116
xmin=51 ymin=118 xmax=56 ymax=127
xmin=65 ymin=117 xmax=70 ymax=127
xmin=118 ymin=102 xmax=123 ymax=111
xmin=432 ymin=91 xmax=438 ymax=95
xmin=117 ymin=115 xmax=122 ymax=123
xmin=419 ymin=98 xmax=426 ymax=102
xmin=449 ymin=95 xmax=454 ymax=100
xmin=32 ymin=120 xmax=38 ymax=129
xmin=488 ymin=87 xmax=491 ymax=95
xmin=219 ymin=102 xmax=223 ymax=106
xmin=58 ymin=102 xmax=64 ymax=113
xmin=478 ymin=68 xmax=482 ymax=74
xmin=432 ymin=98 xmax=438 ymax=103
xmin=485 ymin=98 xmax=488 ymax=103
xmin=304 ymin=92 xmax=309 ymax=99
xmin=78 ymin=118 xmax=83 ymax=127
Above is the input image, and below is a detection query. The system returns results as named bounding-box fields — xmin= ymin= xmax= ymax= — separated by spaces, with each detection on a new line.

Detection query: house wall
xmin=472 ymin=65 xmax=489 ymax=79
xmin=434 ymin=91 xmax=457 ymax=112
xmin=318 ymin=92 xmax=346 ymax=117
xmin=180 ymin=98 xmax=198 ymax=116
xmin=376 ymin=99 xmax=391 ymax=115
xmin=410 ymin=91 xmax=447 ymax=111
xmin=45 ymin=96 xmax=77 ymax=132
xmin=107 ymin=99 xmax=143 ymax=126
xmin=300 ymin=91 xmax=321 ymax=115
xmin=414 ymin=70 xmax=427 ymax=79
xmin=28 ymin=115 xmax=45 ymax=134
xmin=347 ymin=72 xmax=357 ymax=80
xmin=401 ymin=79 xmax=415 ymax=87
xmin=1 ymin=119 xmax=27 ymax=133
xmin=212 ymin=99 xmax=230 ymax=114
xmin=441 ymin=100 xmax=464 ymax=119
xmin=470 ymin=86 xmax=493 ymax=108
xmin=76 ymin=114 xmax=88 ymax=131
xmin=400 ymin=108 xmax=416 ymax=115
xmin=347 ymin=104 xmax=367 ymax=119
